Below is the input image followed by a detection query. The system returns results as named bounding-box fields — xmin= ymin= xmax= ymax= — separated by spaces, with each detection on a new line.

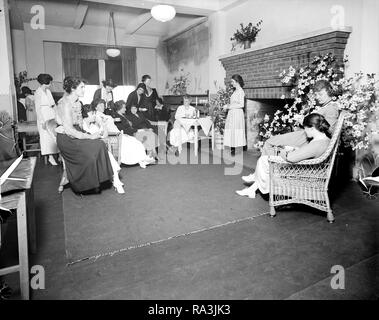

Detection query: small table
xmin=17 ymin=121 xmax=40 ymax=155
xmin=178 ymin=117 xmax=214 ymax=157
xmin=0 ymin=157 xmax=37 ymax=300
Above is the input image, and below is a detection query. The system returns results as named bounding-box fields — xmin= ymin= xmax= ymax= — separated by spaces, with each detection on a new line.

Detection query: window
xmin=105 ymin=59 xmax=123 ymax=85
xmin=80 ymin=59 xmax=99 ymax=85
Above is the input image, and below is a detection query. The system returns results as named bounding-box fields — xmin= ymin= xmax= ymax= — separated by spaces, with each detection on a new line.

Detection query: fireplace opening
xmin=245 ymin=98 xmax=294 ymax=150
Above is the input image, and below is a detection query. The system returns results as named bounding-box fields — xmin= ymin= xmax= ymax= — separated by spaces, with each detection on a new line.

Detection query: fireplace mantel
xmin=219 ymin=27 xmax=352 ymax=99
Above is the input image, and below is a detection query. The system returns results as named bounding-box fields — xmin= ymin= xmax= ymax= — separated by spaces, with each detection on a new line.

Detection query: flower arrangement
xmin=169 ymin=71 xmax=191 ymax=96
xmin=14 ymin=71 xmax=36 ymax=95
xmin=255 ymin=53 xmax=379 ymax=151
xmin=230 ymin=20 xmax=263 ymax=44
xmin=209 ymin=85 xmax=234 ymax=135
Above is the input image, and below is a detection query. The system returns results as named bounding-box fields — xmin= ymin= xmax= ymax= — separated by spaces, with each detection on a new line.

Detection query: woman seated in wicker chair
xmin=81 ymin=104 xmax=124 ymax=193
xmin=236 ymin=113 xmax=331 ymax=198
xmin=242 ymin=80 xmax=339 ymax=183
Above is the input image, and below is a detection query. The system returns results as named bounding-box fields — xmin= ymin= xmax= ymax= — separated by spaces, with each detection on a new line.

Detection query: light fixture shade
xmin=151 ymin=5 xmax=176 ymax=22
xmin=106 ymin=48 xmax=120 ymax=57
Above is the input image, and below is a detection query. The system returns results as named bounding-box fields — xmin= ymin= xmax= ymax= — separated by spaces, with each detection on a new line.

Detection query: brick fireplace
xmin=219 ymin=28 xmax=351 ymax=149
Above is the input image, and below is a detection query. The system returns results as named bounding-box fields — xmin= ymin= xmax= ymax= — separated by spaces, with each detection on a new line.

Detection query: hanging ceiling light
xmin=106 ymin=12 xmax=120 ymax=57
xmin=151 ymin=4 xmax=176 ymax=22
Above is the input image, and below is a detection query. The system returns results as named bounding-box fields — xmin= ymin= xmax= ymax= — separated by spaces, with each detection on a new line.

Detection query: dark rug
xmin=62 ymin=162 xmax=269 ymax=263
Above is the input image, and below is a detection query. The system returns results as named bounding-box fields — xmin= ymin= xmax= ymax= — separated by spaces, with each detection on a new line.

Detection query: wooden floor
xmin=0 ymin=153 xmax=378 ymax=300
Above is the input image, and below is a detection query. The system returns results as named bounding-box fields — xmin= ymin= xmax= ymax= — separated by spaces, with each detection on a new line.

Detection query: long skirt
xmin=223 ymin=109 xmax=246 ymax=147
xmin=262 ymin=129 xmax=308 ymax=156
xmin=135 ymin=130 xmax=159 ymax=152
xmin=37 ymin=121 xmax=58 ymax=155
xmin=119 ymin=134 xmax=149 ymax=165
xmin=57 ymin=133 xmax=113 ymax=193
xmin=169 ymin=120 xmax=195 ymax=152
xmin=253 ymin=155 xmax=270 ymax=194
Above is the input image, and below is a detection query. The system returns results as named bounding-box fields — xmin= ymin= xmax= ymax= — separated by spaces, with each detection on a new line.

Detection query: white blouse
xmin=228 ymin=87 xmax=245 ymax=110
xmin=175 ymin=105 xmax=197 ymax=119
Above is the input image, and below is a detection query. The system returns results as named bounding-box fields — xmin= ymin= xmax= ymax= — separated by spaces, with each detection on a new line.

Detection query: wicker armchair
xmin=101 ymin=130 xmax=123 ymax=165
xmin=268 ymin=111 xmax=346 ymax=223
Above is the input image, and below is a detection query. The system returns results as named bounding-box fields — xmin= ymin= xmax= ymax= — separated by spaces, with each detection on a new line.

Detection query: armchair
xmin=268 ymin=111 xmax=346 ymax=223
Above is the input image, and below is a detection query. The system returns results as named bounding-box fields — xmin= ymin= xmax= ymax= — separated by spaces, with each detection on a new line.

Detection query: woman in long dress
xmin=236 ymin=113 xmax=331 ymax=198
xmin=242 ymin=79 xmax=340 ymax=184
xmin=81 ymin=104 xmax=124 ymax=193
xmin=126 ymin=104 xmax=160 ymax=158
xmin=169 ymin=95 xmax=198 ymax=154
xmin=94 ymin=99 xmax=156 ymax=168
xmin=34 ymin=73 xmax=59 ymax=165
xmin=139 ymin=75 xmax=170 ymax=121
xmin=21 ymin=86 xmax=37 ymax=122
xmin=223 ymin=74 xmax=246 ymax=154
xmin=55 ymin=76 xmax=124 ymax=194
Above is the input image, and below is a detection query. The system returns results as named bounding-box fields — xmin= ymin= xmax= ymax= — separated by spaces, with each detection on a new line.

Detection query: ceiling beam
xmin=125 ymin=12 xmax=152 ymax=35
xmin=73 ymin=2 xmax=89 ymax=29
xmin=85 ymin=0 xmax=216 ymax=16
xmin=218 ymin=0 xmax=249 ymax=11
xmin=162 ymin=16 xmax=207 ymax=42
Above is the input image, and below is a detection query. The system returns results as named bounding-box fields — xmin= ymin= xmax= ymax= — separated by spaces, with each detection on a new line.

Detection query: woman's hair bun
xmin=63 ymin=76 xmax=83 ymax=94
xmin=303 ymin=113 xmax=330 ymax=134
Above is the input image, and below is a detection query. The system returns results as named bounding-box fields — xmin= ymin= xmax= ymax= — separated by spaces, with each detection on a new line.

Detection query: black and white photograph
xmin=0 ymin=0 xmax=378 ymax=305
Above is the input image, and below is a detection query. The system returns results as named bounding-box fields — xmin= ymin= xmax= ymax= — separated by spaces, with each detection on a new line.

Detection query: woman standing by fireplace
xmin=223 ymin=74 xmax=246 ymax=154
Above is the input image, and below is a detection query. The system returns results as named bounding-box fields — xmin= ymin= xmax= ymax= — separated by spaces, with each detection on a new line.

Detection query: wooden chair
xmin=268 ymin=111 xmax=346 ymax=223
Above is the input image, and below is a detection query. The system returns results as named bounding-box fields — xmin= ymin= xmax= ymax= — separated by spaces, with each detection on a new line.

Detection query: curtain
xmin=62 ymin=43 xmax=137 ymax=85
xmin=62 ymin=43 xmax=81 ymax=78
xmin=79 ymin=45 xmax=108 ymax=60
xmin=121 ymin=47 xmax=137 ymax=86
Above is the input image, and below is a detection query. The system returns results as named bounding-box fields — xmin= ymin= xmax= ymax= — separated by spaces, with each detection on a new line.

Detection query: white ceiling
xmin=9 ymin=0 xmax=243 ymax=39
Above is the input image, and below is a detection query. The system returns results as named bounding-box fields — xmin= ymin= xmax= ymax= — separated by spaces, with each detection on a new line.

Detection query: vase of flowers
xmin=209 ymin=85 xmax=234 ymax=149
xmin=169 ymin=71 xmax=191 ymax=96
xmin=231 ymin=20 xmax=263 ymax=49
xmin=14 ymin=71 xmax=36 ymax=95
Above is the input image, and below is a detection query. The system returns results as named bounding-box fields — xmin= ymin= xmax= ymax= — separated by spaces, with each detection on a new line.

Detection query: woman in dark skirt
xmin=55 ymin=76 xmax=124 ymax=194
xmin=138 ymin=75 xmax=170 ymax=121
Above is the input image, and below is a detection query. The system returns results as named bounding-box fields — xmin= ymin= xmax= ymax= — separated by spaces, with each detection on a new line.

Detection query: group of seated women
xmin=56 ymin=75 xmax=337 ymax=201
xmin=55 ymin=76 xmax=162 ymax=195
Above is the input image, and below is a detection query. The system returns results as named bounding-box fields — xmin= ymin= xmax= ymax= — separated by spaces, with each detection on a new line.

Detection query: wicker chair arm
xmin=269 ymin=155 xmax=330 ymax=166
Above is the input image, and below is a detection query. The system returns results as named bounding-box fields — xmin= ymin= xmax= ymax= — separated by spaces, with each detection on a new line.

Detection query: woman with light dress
xmin=34 ymin=73 xmax=59 ymax=165
xmin=223 ymin=74 xmax=246 ymax=154
xmin=169 ymin=95 xmax=198 ymax=154
xmin=21 ymin=86 xmax=37 ymax=122
xmin=236 ymin=113 xmax=331 ymax=198
xmin=93 ymin=98 xmax=155 ymax=168
xmin=242 ymin=79 xmax=340 ymax=184
xmin=81 ymin=104 xmax=124 ymax=193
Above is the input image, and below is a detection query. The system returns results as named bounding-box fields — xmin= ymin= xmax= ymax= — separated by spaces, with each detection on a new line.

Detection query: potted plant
xmin=169 ymin=71 xmax=191 ymax=96
xmin=209 ymin=85 xmax=234 ymax=149
xmin=231 ymin=20 xmax=263 ymax=49
xmin=14 ymin=71 xmax=36 ymax=95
